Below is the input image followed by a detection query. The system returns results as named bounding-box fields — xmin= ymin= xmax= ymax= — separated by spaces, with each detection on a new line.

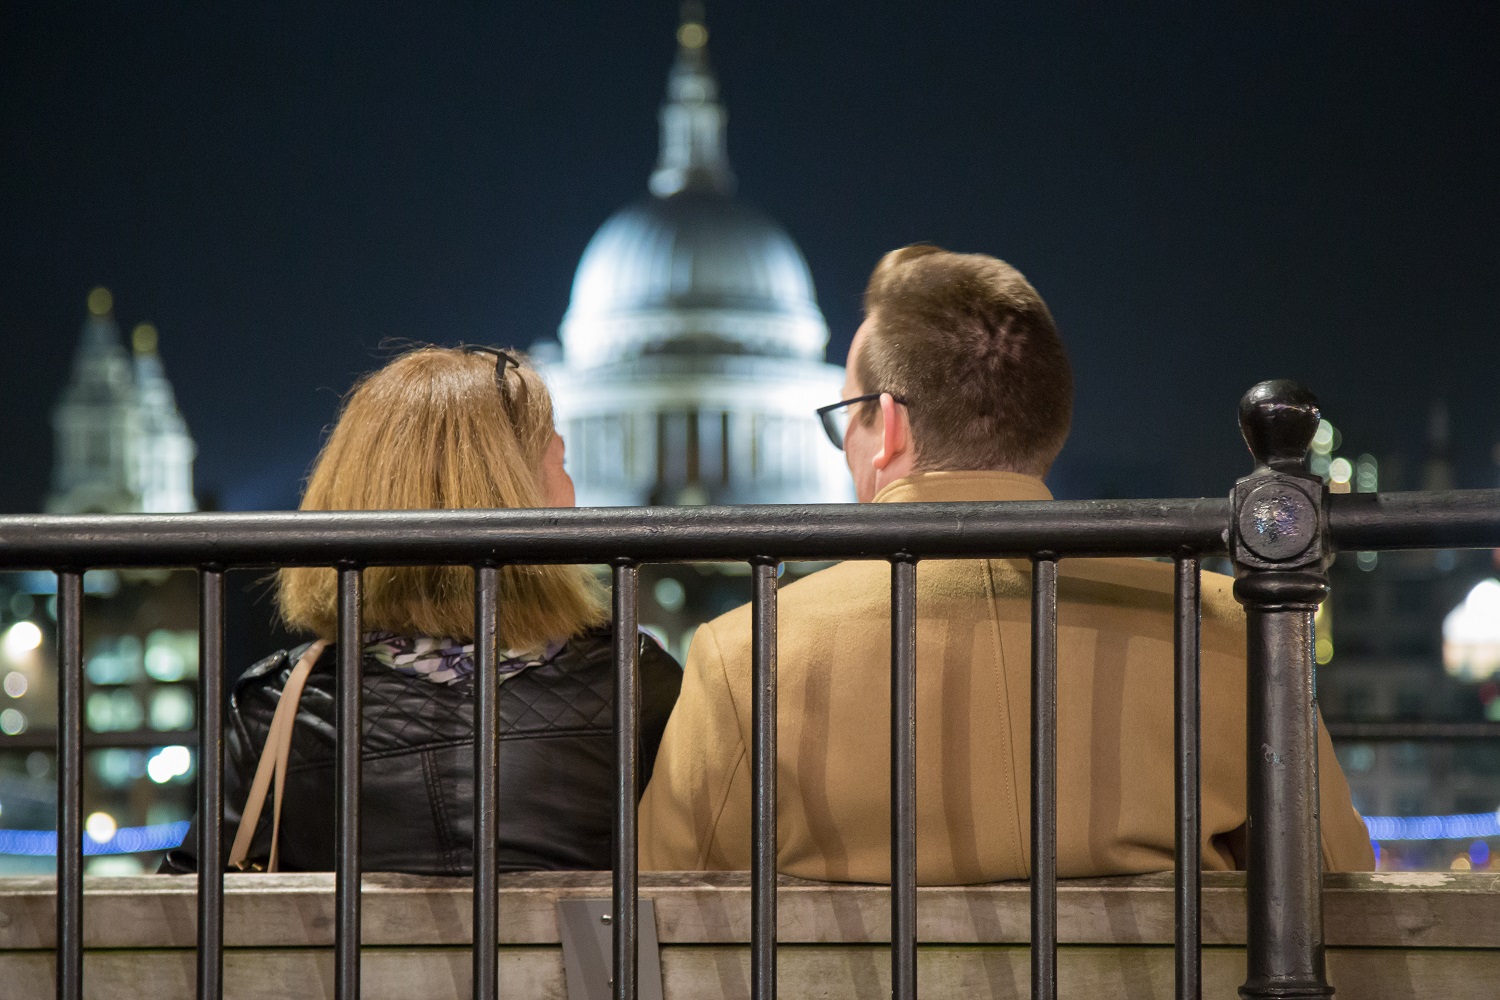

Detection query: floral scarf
xmin=363 ymin=632 xmax=565 ymax=686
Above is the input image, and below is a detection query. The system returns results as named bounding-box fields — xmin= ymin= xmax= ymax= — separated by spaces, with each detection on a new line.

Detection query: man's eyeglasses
xmin=815 ymin=393 xmax=909 ymax=451
xmin=463 ymin=345 xmax=528 ymax=415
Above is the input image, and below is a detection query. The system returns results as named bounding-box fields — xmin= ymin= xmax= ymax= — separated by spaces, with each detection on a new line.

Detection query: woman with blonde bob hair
xmin=164 ymin=346 xmax=682 ymax=875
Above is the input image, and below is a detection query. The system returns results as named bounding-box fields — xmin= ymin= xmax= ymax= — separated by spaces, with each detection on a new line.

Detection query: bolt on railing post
xmin=1229 ymin=380 xmax=1334 ymax=1000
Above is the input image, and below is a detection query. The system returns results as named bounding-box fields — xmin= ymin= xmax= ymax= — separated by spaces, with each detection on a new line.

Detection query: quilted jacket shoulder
xmin=161 ymin=627 xmax=681 ymax=875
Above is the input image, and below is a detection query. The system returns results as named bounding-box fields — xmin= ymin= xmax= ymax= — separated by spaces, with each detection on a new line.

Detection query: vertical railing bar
xmin=750 ymin=559 xmax=779 ymax=1000
xmin=1030 ymin=556 xmax=1059 ymax=1000
xmin=55 ymin=569 xmax=84 ymax=1000
xmin=890 ymin=556 xmax=918 ymax=1000
xmin=472 ymin=565 xmax=501 ymax=1000
xmin=612 ymin=562 xmax=640 ymax=1000
xmin=1174 ymin=557 xmax=1202 ymax=1000
xmin=196 ymin=568 xmax=226 ymax=1000
xmin=335 ymin=566 xmax=363 ymax=1000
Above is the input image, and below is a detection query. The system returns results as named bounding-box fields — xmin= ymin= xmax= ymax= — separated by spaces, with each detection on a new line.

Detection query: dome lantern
xmin=649 ymin=2 xmax=735 ymax=198
xmin=557 ymin=4 xmax=829 ymax=370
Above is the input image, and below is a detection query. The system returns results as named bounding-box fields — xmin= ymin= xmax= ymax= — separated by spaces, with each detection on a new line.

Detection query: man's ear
xmin=871 ymin=393 xmax=911 ymax=471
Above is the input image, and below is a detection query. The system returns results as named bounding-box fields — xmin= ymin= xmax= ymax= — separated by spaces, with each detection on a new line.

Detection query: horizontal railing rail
xmin=0 ymin=498 xmax=1233 ymax=567
xmin=0 ymin=489 xmax=1497 ymax=570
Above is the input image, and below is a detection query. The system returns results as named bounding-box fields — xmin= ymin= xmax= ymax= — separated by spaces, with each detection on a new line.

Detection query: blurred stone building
xmin=0 ymin=288 xmax=200 ymax=873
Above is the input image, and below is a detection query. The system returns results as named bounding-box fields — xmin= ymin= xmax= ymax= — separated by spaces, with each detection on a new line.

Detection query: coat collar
xmin=871 ymin=470 xmax=1055 ymax=505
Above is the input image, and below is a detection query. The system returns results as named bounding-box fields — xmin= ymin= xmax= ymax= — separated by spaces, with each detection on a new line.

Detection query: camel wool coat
xmin=638 ymin=471 xmax=1375 ymax=882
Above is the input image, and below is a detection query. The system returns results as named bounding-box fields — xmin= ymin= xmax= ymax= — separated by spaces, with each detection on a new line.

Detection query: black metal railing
xmin=1 ymin=380 xmax=1498 ymax=1000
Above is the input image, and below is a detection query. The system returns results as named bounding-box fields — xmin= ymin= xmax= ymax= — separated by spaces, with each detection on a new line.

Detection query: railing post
xmin=1229 ymin=380 xmax=1334 ymax=1000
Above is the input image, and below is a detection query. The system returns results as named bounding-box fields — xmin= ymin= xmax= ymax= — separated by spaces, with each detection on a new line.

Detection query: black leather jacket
xmin=161 ymin=627 xmax=680 ymax=875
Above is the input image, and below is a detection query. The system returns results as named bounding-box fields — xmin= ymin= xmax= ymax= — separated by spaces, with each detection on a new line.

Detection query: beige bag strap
xmin=228 ymin=640 xmax=328 ymax=872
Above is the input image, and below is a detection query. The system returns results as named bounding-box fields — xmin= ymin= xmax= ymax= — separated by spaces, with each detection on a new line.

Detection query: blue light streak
xmin=0 ymin=820 xmax=190 ymax=856
xmin=0 ymin=812 xmax=1493 ymax=856
xmin=1363 ymin=812 xmax=1500 ymax=842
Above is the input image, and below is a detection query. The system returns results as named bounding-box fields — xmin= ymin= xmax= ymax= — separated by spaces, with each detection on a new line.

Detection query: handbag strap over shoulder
xmin=227 ymin=639 xmax=328 ymax=872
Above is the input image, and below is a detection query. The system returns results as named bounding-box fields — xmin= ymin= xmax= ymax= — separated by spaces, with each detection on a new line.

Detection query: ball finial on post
xmin=1239 ymin=380 xmax=1321 ymax=473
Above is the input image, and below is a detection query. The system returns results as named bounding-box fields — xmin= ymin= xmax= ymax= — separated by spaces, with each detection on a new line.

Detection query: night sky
xmin=3 ymin=3 xmax=1497 ymax=514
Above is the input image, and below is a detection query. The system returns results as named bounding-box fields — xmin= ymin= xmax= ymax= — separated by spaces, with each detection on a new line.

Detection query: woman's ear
xmin=871 ymin=393 xmax=911 ymax=471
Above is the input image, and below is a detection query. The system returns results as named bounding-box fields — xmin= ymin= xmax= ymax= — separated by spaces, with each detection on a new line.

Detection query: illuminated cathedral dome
xmin=562 ymin=193 xmax=827 ymax=368
xmin=541 ymin=8 xmax=849 ymax=507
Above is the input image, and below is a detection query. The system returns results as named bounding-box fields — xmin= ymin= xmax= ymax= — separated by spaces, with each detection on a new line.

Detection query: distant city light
xmin=1313 ymin=600 xmax=1331 ymax=664
xmin=3 ymin=671 xmax=27 ymax=698
xmin=1355 ymin=454 xmax=1378 ymax=493
xmin=146 ymin=745 xmax=192 ymax=784
xmin=144 ymin=630 xmax=197 ymax=681
xmin=1356 ymin=551 xmax=1379 ymax=572
xmin=677 ymin=22 xmax=707 ymax=48
xmin=2 ymin=620 xmax=43 ymax=658
xmin=96 ymin=749 xmax=138 ymax=788
xmin=85 ymin=812 xmax=118 ymax=845
xmin=0 ymin=709 xmax=26 ymax=735
xmin=86 ymin=286 xmax=113 ymax=316
xmin=1311 ymin=419 xmax=1336 ymax=454
xmin=144 ymin=643 xmax=186 ymax=682
xmin=87 ymin=690 xmax=144 ymax=732
xmin=653 ymin=576 xmax=686 ymax=612
xmin=1342 ymin=744 xmax=1375 ymax=772
xmin=1443 ymin=578 xmax=1500 ymax=681
xmin=88 ymin=635 xmax=145 ymax=685
xmin=149 ymin=687 xmax=194 ymax=731
xmin=1328 ymin=457 xmax=1353 ymax=484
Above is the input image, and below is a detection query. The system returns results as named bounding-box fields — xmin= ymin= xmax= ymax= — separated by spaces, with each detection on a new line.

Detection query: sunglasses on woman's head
xmin=462 ymin=345 xmax=528 ymax=414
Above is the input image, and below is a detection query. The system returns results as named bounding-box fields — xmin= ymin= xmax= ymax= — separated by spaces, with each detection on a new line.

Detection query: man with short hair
xmin=639 ymin=245 xmax=1373 ymax=882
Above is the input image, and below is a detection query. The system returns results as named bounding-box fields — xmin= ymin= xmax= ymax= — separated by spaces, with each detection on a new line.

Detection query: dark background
xmin=3 ymin=2 xmax=1498 ymax=513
